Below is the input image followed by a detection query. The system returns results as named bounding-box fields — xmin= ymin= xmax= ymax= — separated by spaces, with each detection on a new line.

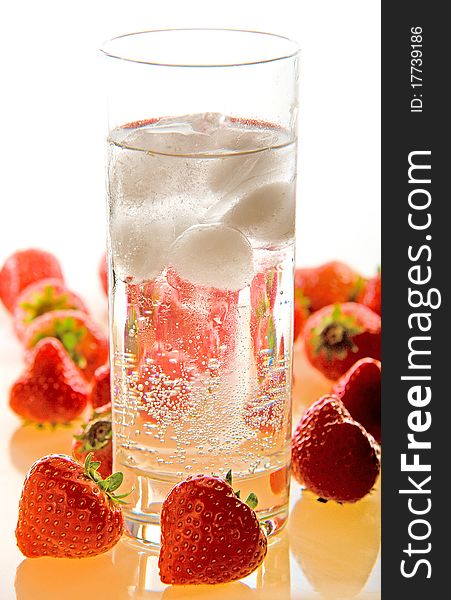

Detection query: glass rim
xmin=100 ymin=28 xmax=300 ymax=68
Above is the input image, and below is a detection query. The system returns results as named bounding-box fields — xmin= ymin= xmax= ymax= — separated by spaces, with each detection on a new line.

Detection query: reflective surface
xmin=1 ymin=306 xmax=380 ymax=599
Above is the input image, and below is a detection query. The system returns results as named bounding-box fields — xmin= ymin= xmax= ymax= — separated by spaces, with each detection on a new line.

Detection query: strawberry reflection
xmin=15 ymin=539 xmax=140 ymax=600
xmin=15 ymin=532 xmax=291 ymax=600
xmin=289 ymin=487 xmax=380 ymax=599
xmin=9 ymin=423 xmax=75 ymax=474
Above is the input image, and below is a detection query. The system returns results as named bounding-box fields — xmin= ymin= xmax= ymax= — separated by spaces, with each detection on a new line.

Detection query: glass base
xmin=124 ymin=503 xmax=290 ymax=549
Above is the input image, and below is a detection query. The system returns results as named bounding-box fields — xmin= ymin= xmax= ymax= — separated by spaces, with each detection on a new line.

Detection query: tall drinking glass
xmin=102 ymin=29 xmax=299 ymax=547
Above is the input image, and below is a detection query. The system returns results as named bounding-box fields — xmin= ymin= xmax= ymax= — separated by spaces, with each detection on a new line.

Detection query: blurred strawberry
xmin=332 ymin=358 xmax=381 ymax=443
xmin=0 ymin=249 xmax=64 ymax=313
xmin=89 ymin=363 xmax=111 ymax=409
xmin=24 ymin=310 xmax=108 ymax=381
xmin=304 ymin=303 xmax=381 ymax=380
xmin=13 ymin=278 xmax=87 ymax=340
xmin=9 ymin=338 xmax=89 ymax=424
xmin=295 ymin=262 xmax=362 ymax=313
xmin=72 ymin=407 xmax=112 ymax=478
xmin=99 ymin=253 xmax=108 ymax=295
xmin=358 ymin=270 xmax=381 ymax=316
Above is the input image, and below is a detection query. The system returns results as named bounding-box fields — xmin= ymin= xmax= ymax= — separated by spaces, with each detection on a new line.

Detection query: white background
xmin=0 ymin=0 xmax=380 ymax=303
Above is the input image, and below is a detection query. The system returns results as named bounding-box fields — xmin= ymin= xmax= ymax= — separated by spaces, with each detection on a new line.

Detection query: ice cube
xmin=168 ymin=112 xmax=226 ymax=134
xmin=122 ymin=126 xmax=214 ymax=156
xmin=111 ymin=198 xmax=201 ymax=282
xmin=111 ymin=210 xmax=170 ymax=282
xmin=208 ymin=134 xmax=287 ymax=195
xmin=109 ymin=145 xmax=182 ymax=205
xmin=218 ymin=181 xmax=296 ymax=248
xmin=168 ymin=224 xmax=254 ymax=291
xmin=120 ymin=113 xmax=228 ymax=156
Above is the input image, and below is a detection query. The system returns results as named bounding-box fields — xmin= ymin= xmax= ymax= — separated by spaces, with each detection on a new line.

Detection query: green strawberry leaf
xmin=349 ymin=276 xmax=365 ymax=301
xmin=102 ymin=472 xmax=124 ymax=493
xmin=83 ymin=453 xmax=131 ymax=504
xmin=294 ymin=287 xmax=310 ymax=309
xmin=245 ymin=492 xmax=258 ymax=510
xmin=225 ymin=470 xmax=233 ymax=486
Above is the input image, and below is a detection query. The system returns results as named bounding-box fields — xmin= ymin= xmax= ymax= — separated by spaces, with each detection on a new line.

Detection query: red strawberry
xmin=292 ymin=395 xmax=380 ymax=503
xmin=304 ymin=303 xmax=381 ymax=380
xmin=159 ymin=472 xmax=267 ymax=585
xmin=9 ymin=338 xmax=89 ymax=424
xmin=99 ymin=253 xmax=108 ymax=295
xmin=16 ymin=453 xmax=126 ymax=558
xmin=89 ymin=364 xmax=111 ymax=409
xmin=358 ymin=271 xmax=381 ymax=316
xmin=24 ymin=310 xmax=108 ymax=381
xmin=332 ymin=358 xmax=381 ymax=443
xmin=295 ymin=262 xmax=362 ymax=312
xmin=0 ymin=249 xmax=64 ymax=313
xmin=13 ymin=278 xmax=87 ymax=340
xmin=73 ymin=408 xmax=112 ymax=478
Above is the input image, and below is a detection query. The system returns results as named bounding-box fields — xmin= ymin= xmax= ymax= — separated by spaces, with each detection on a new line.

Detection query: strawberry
xmin=0 ymin=248 xmax=64 ymax=313
xmin=89 ymin=364 xmax=111 ymax=409
xmin=291 ymin=395 xmax=380 ymax=503
xmin=73 ymin=408 xmax=112 ymax=478
xmin=159 ymin=472 xmax=267 ymax=585
xmin=304 ymin=302 xmax=381 ymax=380
xmin=332 ymin=358 xmax=381 ymax=443
xmin=24 ymin=310 xmax=108 ymax=381
xmin=358 ymin=271 xmax=381 ymax=316
xmin=16 ymin=453 xmax=126 ymax=558
xmin=9 ymin=338 xmax=89 ymax=424
xmin=13 ymin=278 xmax=87 ymax=340
xmin=99 ymin=253 xmax=108 ymax=295
xmin=295 ymin=262 xmax=362 ymax=313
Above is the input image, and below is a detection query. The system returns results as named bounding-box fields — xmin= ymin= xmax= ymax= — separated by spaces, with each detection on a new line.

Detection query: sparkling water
xmin=107 ymin=113 xmax=296 ymax=544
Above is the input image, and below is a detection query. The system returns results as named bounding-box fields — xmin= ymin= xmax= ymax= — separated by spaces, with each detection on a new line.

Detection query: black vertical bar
xmin=382 ymin=1 xmax=448 ymax=596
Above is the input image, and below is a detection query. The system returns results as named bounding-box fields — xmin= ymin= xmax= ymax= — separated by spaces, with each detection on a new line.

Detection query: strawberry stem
xmin=32 ymin=317 xmax=88 ymax=369
xmin=84 ymin=453 xmax=131 ymax=504
xmin=79 ymin=415 xmax=112 ymax=453
xmin=310 ymin=304 xmax=363 ymax=360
